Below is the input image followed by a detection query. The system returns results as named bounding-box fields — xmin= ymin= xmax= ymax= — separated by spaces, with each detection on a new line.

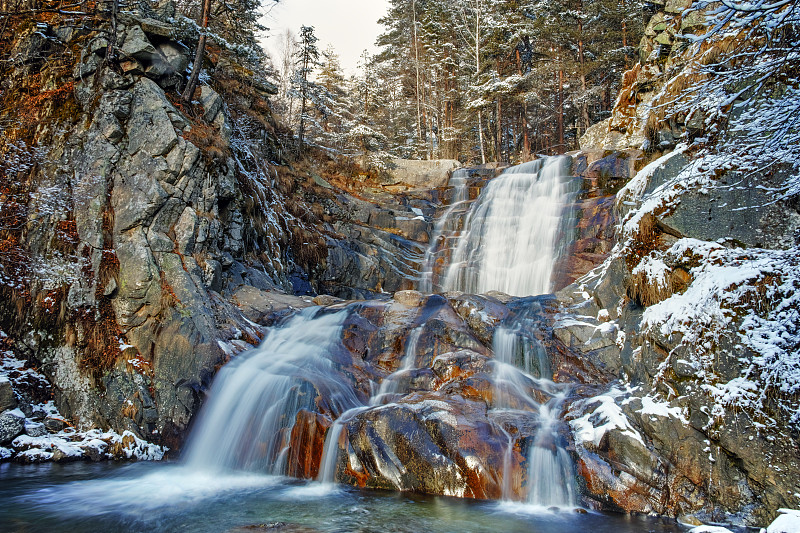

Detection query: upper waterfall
xmin=430 ymin=157 xmax=576 ymax=297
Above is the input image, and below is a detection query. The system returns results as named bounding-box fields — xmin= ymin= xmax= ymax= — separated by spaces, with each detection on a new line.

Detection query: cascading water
xmin=419 ymin=169 xmax=471 ymax=293
xmin=183 ymin=307 xmax=362 ymax=474
xmin=527 ymin=390 xmax=577 ymax=508
xmin=439 ymin=157 xmax=576 ymax=297
xmin=372 ymin=325 xmax=424 ymax=403
xmin=318 ymin=405 xmax=371 ymax=484
xmin=491 ymin=325 xmax=577 ymax=508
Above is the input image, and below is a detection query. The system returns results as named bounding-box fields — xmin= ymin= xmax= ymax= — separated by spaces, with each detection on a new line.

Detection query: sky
xmin=261 ymin=0 xmax=391 ymax=75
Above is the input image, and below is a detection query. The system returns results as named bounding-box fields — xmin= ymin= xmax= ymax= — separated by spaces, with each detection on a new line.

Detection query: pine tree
xmin=293 ymin=25 xmax=321 ymax=147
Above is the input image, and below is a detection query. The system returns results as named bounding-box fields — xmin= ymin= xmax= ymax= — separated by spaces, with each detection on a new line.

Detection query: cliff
xmin=559 ymin=0 xmax=800 ymax=525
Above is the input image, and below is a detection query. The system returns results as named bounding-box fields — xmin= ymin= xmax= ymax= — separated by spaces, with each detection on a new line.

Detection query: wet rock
xmin=285 ymin=410 xmax=331 ymax=479
xmin=0 ymin=411 xmax=25 ymax=444
xmin=337 ymin=392 xmax=508 ymax=499
xmin=447 ymin=293 xmax=509 ymax=346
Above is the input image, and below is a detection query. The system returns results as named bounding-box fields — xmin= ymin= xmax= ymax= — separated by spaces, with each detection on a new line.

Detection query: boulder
xmin=386 ymin=159 xmax=461 ymax=189
xmin=0 ymin=410 xmax=25 ymax=444
xmin=0 ymin=377 xmax=16 ymax=412
xmin=43 ymin=417 xmax=67 ymax=433
xmin=24 ymin=421 xmax=48 ymax=438
xmin=120 ymin=25 xmax=158 ymax=62
xmin=336 ymin=392 xmax=510 ymax=498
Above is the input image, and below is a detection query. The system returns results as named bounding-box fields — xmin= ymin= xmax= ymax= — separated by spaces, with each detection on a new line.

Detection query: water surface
xmin=0 ymin=462 xmax=688 ymax=532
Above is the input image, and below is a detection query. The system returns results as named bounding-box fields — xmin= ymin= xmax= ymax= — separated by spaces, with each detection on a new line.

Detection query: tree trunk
xmin=412 ymin=0 xmax=423 ymax=149
xmin=516 ymin=49 xmax=530 ymax=161
xmin=475 ymin=3 xmax=486 ymax=164
xmin=557 ymin=68 xmax=564 ymax=155
xmin=578 ymin=10 xmax=590 ymax=137
xmin=299 ymin=48 xmax=308 ymax=146
xmin=181 ymin=0 xmax=212 ymax=104
xmin=496 ymin=97 xmax=502 ymax=162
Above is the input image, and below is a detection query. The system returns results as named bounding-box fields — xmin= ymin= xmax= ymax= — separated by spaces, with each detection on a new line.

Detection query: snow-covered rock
xmin=767 ymin=509 xmax=800 ymax=533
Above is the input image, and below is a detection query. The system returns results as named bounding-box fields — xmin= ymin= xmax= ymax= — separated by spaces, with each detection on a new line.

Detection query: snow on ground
xmin=1 ymin=335 xmax=166 ymax=462
xmin=688 ymin=526 xmax=734 ymax=533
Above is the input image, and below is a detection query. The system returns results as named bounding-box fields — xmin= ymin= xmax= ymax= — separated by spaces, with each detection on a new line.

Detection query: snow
xmin=639 ymin=396 xmax=689 ymax=423
xmin=632 ymin=256 xmax=670 ymax=291
xmin=687 ymin=527 xmax=734 ymax=533
xmin=639 ymin=241 xmax=800 ymax=423
xmin=616 ymin=146 xmax=689 ymax=214
xmin=1 ymin=336 xmax=166 ymax=462
xmin=768 ymin=509 xmax=800 ymax=533
xmin=571 ymin=388 xmax=645 ymax=447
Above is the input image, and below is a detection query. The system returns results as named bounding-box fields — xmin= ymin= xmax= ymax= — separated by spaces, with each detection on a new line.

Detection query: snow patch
xmin=571 ymin=388 xmax=645 ymax=447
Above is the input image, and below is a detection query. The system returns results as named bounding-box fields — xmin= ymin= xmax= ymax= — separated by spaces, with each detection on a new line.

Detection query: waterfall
xmin=371 ymin=325 xmax=425 ymax=404
xmin=526 ymin=391 xmax=577 ymax=508
xmin=419 ymin=169 xmax=470 ymax=293
xmin=183 ymin=307 xmax=362 ymax=474
xmin=492 ymin=326 xmax=577 ymax=508
xmin=318 ymin=405 xmax=370 ymax=484
xmin=439 ymin=157 xmax=575 ymax=297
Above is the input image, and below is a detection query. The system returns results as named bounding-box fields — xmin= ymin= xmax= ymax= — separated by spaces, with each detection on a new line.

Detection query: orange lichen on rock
xmin=285 ymin=409 xmax=332 ymax=479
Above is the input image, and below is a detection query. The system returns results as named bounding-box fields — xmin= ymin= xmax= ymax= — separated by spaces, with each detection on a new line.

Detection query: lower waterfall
xmin=492 ymin=324 xmax=577 ymax=508
xmin=183 ymin=307 xmax=362 ymax=474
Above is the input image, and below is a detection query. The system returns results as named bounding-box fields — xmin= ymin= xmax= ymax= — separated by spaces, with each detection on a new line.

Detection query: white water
xmin=491 ymin=326 xmax=576 ymax=508
xmin=371 ymin=325 xmax=425 ymax=404
xmin=318 ymin=405 xmax=371 ymax=484
xmin=526 ymin=390 xmax=577 ymax=508
xmin=183 ymin=307 xmax=362 ymax=474
xmin=441 ymin=157 xmax=574 ymax=297
xmin=419 ymin=169 xmax=470 ymax=293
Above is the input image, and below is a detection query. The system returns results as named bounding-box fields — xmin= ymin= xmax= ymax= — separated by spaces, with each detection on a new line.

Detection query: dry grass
xmin=182 ymin=122 xmax=230 ymax=164
xmin=627 ymin=267 xmax=674 ymax=307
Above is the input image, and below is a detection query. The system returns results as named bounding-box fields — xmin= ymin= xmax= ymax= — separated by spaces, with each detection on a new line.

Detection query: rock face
xmin=0 ymin=7 xmax=295 ymax=450
xmin=322 ymin=187 xmax=437 ymax=299
xmin=562 ymin=0 xmax=800 ymax=526
xmin=385 ymin=159 xmax=461 ymax=189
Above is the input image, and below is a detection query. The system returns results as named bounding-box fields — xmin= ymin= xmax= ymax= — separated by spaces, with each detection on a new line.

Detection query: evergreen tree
xmin=292 ymin=25 xmax=321 ymax=147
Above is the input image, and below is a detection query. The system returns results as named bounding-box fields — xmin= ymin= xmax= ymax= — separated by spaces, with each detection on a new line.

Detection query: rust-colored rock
xmin=286 ymin=410 xmax=332 ymax=479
